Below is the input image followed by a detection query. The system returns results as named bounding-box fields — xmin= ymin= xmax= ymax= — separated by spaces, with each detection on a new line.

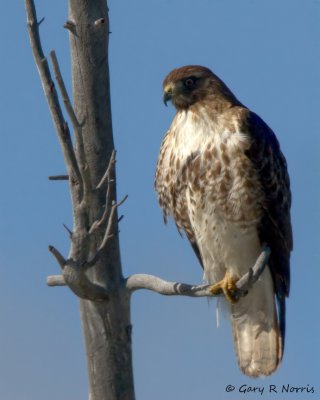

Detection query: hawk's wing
xmin=243 ymin=110 xmax=292 ymax=345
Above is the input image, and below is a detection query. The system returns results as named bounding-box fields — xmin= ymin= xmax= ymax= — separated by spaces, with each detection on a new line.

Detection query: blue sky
xmin=0 ymin=1 xmax=319 ymax=399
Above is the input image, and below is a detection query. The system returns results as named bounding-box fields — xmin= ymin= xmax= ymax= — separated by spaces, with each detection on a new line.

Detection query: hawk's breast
xmin=155 ymin=107 xmax=264 ymax=233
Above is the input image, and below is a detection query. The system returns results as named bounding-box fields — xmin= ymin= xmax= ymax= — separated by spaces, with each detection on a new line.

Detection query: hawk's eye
xmin=184 ymin=77 xmax=196 ymax=88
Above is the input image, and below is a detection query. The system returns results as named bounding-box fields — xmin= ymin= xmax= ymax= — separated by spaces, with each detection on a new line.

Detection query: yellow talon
xmin=209 ymin=271 xmax=239 ymax=304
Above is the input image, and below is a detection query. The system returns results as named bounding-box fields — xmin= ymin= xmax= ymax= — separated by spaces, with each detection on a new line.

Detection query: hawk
xmin=155 ymin=65 xmax=292 ymax=377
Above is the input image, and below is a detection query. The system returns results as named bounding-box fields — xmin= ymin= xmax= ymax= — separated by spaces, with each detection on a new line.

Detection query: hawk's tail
xmin=230 ymin=267 xmax=284 ymax=377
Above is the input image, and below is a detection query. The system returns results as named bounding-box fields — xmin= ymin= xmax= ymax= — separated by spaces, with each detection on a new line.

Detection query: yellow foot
xmin=209 ymin=271 xmax=239 ymax=304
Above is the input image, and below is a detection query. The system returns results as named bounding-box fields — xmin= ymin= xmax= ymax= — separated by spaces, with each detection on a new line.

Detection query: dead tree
xmin=25 ymin=1 xmax=270 ymax=399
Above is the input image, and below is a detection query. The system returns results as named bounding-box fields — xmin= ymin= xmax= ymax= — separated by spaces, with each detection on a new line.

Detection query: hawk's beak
xmin=163 ymin=84 xmax=173 ymax=106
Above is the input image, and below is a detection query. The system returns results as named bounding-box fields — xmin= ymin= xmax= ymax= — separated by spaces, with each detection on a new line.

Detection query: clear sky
xmin=1 ymin=1 xmax=319 ymax=399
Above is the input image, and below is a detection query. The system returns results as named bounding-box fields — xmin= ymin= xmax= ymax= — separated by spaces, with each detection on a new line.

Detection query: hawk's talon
xmin=209 ymin=271 xmax=239 ymax=304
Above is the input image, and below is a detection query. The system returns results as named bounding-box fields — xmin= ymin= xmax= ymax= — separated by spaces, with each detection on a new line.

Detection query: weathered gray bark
xmin=67 ymin=3 xmax=135 ymax=399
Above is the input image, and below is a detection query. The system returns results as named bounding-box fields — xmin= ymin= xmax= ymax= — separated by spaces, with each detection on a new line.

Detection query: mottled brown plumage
xmin=155 ymin=65 xmax=292 ymax=377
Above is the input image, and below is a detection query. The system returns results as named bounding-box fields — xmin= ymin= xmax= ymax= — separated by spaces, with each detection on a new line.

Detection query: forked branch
xmin=85 ymin=194 xmax=128 ymax=267
xmin=47 ymin=152 xmax=128 ymax=299
xmin=48 ymin=245 xmax=109 ymax=301
xmin=89 ymin=150 xmax=116 ymax=234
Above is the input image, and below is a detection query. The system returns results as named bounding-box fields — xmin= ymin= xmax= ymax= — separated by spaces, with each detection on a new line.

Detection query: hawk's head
xmin=163 ymin=65 xmax=237 ymax=110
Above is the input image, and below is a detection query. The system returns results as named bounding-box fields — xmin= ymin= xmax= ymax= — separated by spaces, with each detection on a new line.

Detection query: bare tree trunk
xmin=67 ymin=2 xmax=135 ymax=399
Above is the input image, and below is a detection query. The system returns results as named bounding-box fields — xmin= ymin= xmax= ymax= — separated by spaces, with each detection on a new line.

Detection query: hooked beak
xmin=163 ymin=84 xmax=173 ymax=106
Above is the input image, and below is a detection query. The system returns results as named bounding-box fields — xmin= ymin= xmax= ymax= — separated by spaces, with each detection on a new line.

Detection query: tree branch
xmin=48 ymin=245 xmax=109 ymax=301
xmin=25 ymin=0 xmax=83 ymax=198
xmin=38 ymin=242 xmax=271 ymax=298
xmin=49 ymin=50 xmax=81 ymax=132
xmin=48 ymin=175 xmax=69 ymax=180
xmin=89 ymin=152 xmax=115 ymax=235
xmin=47 ymin=247 xmax=270 ymax=301
xmin=87 ymin=150 xmax=128 ymax=266
xmin=96 ymin=149 xmax=116 ymax=190
xmin=99 ymin=195 xmax=128 ymax=247
xmin=125 ymin=246 xmax=270 ymax=298
xmin=48 ymin=245 xmax=66 ymax=269
xmin=49 ymin=50 xmax=89 ymax=190
xmin=47 ymin=274 xmax=66 ymax=286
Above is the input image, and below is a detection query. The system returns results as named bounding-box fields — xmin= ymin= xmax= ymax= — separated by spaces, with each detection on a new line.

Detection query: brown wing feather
xmin=243 ymin=110 xmax=292 ymax=349
xmin=244 ymin=111 xmax=292 ymax=293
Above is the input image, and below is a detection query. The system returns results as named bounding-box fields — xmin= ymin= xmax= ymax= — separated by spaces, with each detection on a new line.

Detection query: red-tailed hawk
xmin=155 ymin=65 xmax=292 ymax=377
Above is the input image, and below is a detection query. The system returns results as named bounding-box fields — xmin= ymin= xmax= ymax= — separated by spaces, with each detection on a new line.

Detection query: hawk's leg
xmin=209 ymin=271 xmax=239 ymax=304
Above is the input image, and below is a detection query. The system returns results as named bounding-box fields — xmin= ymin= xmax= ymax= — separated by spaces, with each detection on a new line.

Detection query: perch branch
xmin=47 ymin=247 xmax=270 ymax=303
xmin=25 ymin=0 xmax=83 ymax=197
xmin=126 ymin=246 xmax=270 ymax=298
